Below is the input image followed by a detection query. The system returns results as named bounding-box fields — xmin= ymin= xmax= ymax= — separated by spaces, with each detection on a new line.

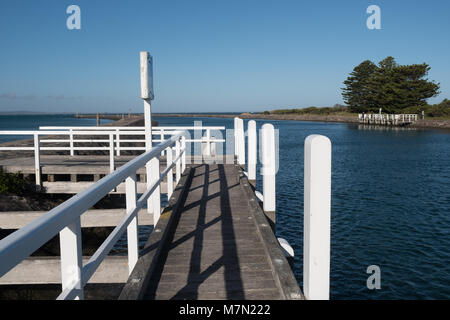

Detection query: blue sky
xmin=1 ymin=0 xmax=449 ymax=113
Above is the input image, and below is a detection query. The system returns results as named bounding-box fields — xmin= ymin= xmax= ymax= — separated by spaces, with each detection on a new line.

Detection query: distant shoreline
xmin=153 ymin=113 xmax=450 ymax=130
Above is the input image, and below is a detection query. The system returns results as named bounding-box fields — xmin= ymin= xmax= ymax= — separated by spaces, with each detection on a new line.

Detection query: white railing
xmin=39 ymin=126 xmax=226 ymax=157
xmin=0 ymin=126 xmax=225 ymax=186
xmin=358 ymin=113 xmax=418 ymax=124
xmin=235 ymin=117 xmax=332 ymax=300
xmin=0 ymin=130 xmax=187 ymax=300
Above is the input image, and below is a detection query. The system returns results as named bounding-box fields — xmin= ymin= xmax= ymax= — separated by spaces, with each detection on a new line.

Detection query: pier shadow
xmin=145 ymin=164 xmax=244 ymax=300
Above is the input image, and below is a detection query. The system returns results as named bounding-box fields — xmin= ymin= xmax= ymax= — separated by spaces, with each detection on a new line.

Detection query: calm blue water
xmin=0 ymin=114 xmax=114 ymax=143
xmin=2 ymin=114 xmax=448 ymax=299
xmin=154 ymin=116 xmax=450 ymax=300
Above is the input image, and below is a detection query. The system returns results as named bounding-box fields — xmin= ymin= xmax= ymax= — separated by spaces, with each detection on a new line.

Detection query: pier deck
xmin=120 ymin=163 xmax=302 ymax=300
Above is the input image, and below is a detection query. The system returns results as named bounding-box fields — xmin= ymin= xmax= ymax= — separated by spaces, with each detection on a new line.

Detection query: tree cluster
xmin=342 ymin=57 xmax=440 ymax=113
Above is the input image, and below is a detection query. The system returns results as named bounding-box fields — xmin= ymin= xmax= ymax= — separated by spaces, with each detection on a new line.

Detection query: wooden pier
xmin=358 ymin=113 xmax=418 ymax=126
xmin=0 ymin=53 xmax=332 ymax=301
xmin=119 ymin=163 xmax=302 ymax=300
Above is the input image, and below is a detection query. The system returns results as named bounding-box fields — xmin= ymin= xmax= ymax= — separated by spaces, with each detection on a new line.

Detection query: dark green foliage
xmin=268 ymin=104 xmax=348 ymax=115
xmin=342 ymin=57 xmax=440 ymax=113
xmin=0 ymin=169 xmax=30 ymax=195
xmin=342 ymin=60 xmax=378 ymax=113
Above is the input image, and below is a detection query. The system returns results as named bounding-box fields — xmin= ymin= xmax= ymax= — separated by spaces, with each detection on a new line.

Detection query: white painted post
xmin=33 ymin=133 xmax=41 ymax=187
xmin=126 ymin=173 xmax=138 ymax=274
xmin=303 ymin=134 xmax=331 ymax=300
xmin=59 ymin=218 xmax=83 ymax=299
xmin=237 ymin=118 xmax=246 ymax=166
xmin=140 ymin=51 xmax=157 ymax=216
xmin=166 ymin=146 xmax=173 ymax=199
xmin=116 ymin=129 xmax=121 ymax=156
xmin=109 ymin=133 xmax=115 ymax=173
xmin=248 ymin=120 xmax=257 ymax=181
xmin=234 ymin=117 xmax=238 ymax=157
xmin=175 ymin=139 xmax=181 ymax=183
xmin=181 ymin=135 xmax=186 ymax=172
xmin=150 ymin=156 xmax=161 ymax=224
xmin=206 ymin=129 xmax=211 ymax=156
xmin=69 ymin=129 xmax=74 ymax=156
xmin=261 ymin=124 xmax=276 ymax=212
xmin=160 ymin=129 xmax=165 ymax=156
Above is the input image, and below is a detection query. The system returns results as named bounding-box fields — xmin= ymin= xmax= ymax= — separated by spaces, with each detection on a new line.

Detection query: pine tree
xmin=342 ymin=57 xmax=440 ymax=113
xmin=342 ymin=60 xmax=378 ymax=113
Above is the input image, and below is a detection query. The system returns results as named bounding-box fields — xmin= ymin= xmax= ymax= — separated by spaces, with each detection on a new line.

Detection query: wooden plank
xmin=41 ymin=181 xmax=168 ymax=194
xmin=0 ymin=256 xmax=128 ymax=285
xmin=120 ymin=164 xmax=296 ymax=300
xmin=119 ymin=167 xmax=194 ymax=300
xmin=0 ymin=209 xmax=153 ymax=229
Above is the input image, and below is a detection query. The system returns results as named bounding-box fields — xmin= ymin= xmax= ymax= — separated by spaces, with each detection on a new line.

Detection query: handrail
xmin=0 ymin=130 xmax=187 ymax=300
xmin=39 ymin=126 xmax=226 ymax=130
xmin=0 ymin=127 xmax=225 ymax=185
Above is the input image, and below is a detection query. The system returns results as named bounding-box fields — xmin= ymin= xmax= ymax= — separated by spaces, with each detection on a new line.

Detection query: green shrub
xmin=0 ymin=169 xmax=29 ymax=195
xmin=403 ymin=100 xmax=450 ymax=118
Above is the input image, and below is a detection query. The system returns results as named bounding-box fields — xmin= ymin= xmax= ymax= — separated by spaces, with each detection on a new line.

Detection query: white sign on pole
xmin=140 ymin=51 xmax=154 ymax=100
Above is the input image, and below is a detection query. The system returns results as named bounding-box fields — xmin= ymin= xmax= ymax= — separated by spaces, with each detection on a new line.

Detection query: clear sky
xmin=1 ymin=0 xmax=449 ymax=113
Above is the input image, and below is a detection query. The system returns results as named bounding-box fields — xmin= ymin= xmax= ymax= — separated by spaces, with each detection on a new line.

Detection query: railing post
xmin=166 ymin=146 xmax=173 ymax=199
xmin=181 ymin=135 xmax=186 ymax=172
xmin=126 ymin=173 xmax=138 ymax=275
xmin=175 ymin=139 xmax=181 ymax=183
xmin=109 ymin=133 xmax=115 ymax=173
xmin=261 ymin=124 xmax=276 ymax=226
xmin=248 ymin=120 xmax=257 ymax=182
xmin=160 ymin=129 xmax=165 ymax=156
xmin=33 ymin=133 xmax=41 ymax=187
xmin=59 ymin=218 xmax=83 ymax=300
xmin=116 ymin=129 xmax=121 ymax=156
xmin=69 ymin=129 xmax=74 ymax=156
xmin=150 ymin=156 xmax=161 ymax=224
xmin=303 ymin=134 xmax=331 ymax=300
xmin=206 ymin=129 xmax=211 ymax=156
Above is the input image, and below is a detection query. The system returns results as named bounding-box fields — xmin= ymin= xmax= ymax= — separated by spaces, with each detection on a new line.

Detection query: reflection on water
xmin=357 ymin=124 xmax=417 ymax=131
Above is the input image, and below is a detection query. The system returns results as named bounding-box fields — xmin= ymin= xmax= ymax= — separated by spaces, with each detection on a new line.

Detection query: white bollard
xmin=234 ymin=117 xmax=238 ymax=157
xmin=175 ymin=140 xmax=181 ymax=183
xmin=303 ymin=134 xmax=331 ymax=300
xmin=181 ymin=135 xmax=186 ymax=172
xmin=261 ymin=124 xmax=276 ymax=213
xmin=237 ymin=118 xmax=245 ymax=166
xmin=247 ymin=120 xmax=257 ymax=182
xmin=166 ymin=146 xmax=174 ymax=199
